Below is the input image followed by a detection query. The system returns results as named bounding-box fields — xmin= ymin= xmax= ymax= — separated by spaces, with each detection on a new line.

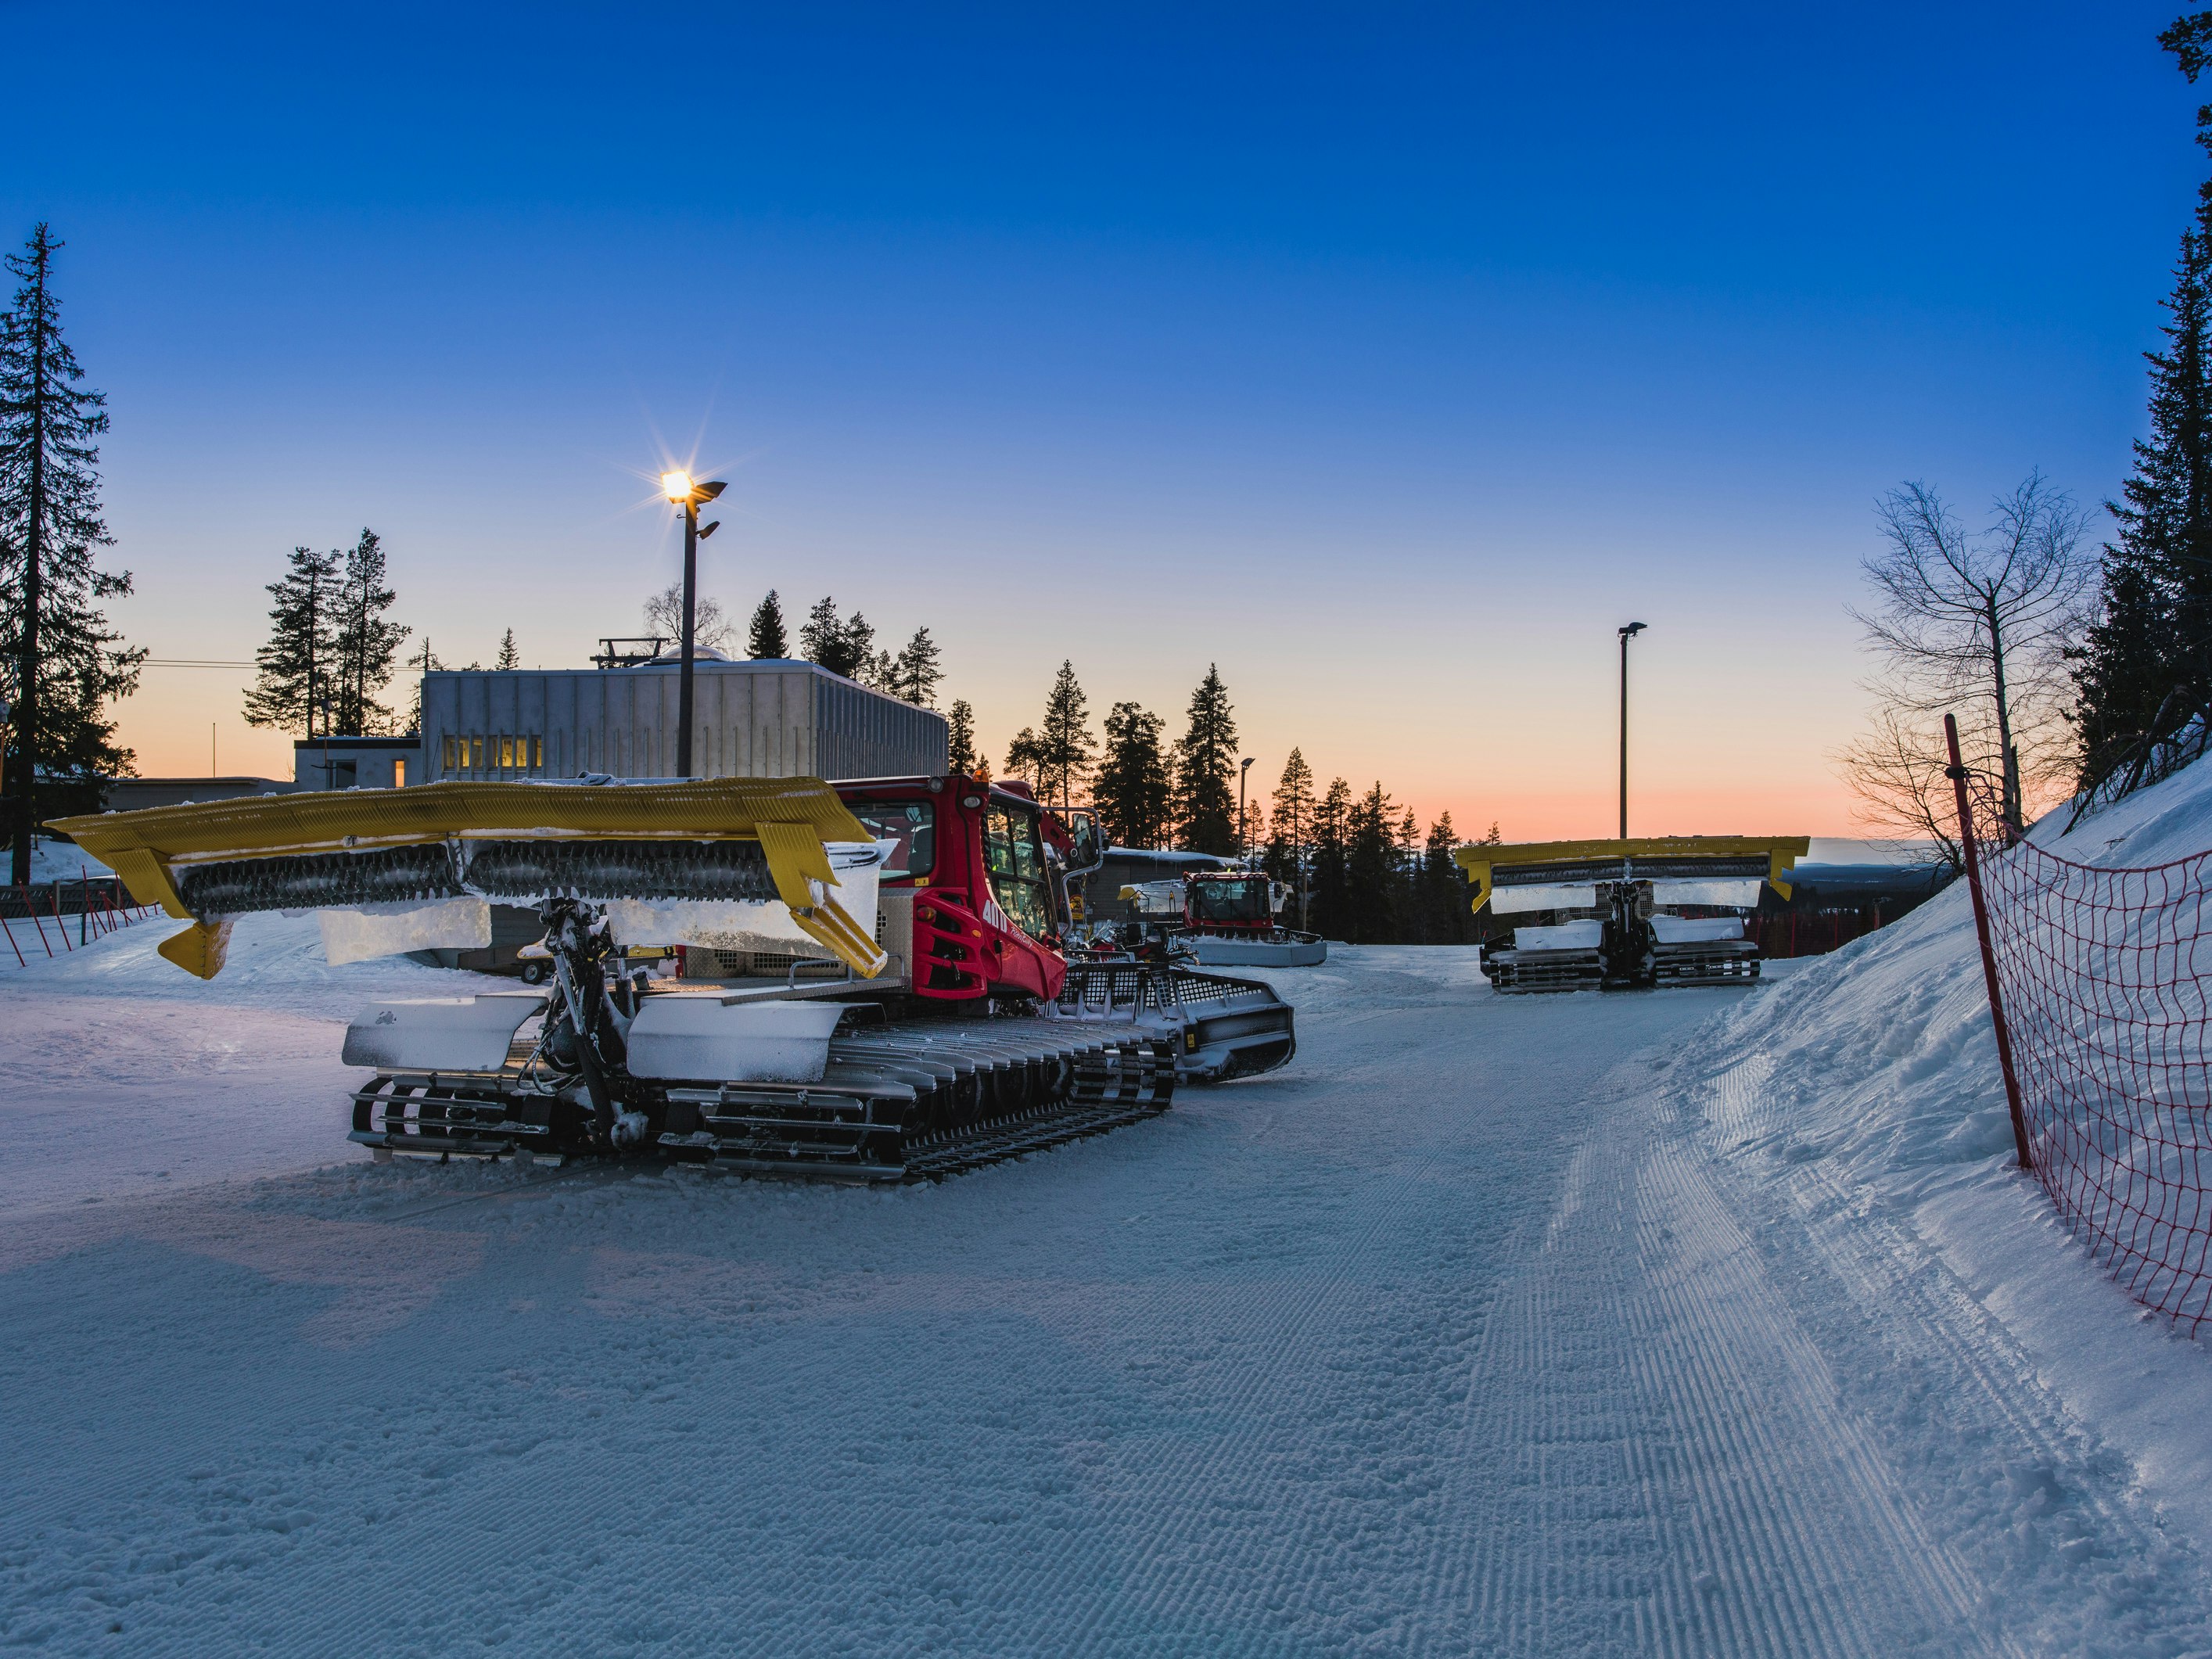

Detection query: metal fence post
xmin=1946 ymin=713 xmax=2033 ymax=1172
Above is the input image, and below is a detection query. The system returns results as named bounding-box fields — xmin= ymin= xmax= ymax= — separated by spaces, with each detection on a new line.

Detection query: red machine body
xmin=835 ymin=776 xmax=1079 ymax=1004
xmin=1180 ymin=870 xmax=1278 ymax=937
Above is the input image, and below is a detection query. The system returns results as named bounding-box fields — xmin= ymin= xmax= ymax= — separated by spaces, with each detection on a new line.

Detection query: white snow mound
xmin=1674 ymin=749 xmax=2212 ymax=1548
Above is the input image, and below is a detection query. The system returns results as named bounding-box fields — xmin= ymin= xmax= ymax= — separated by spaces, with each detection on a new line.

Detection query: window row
xmin=442 ymin=734 xmax=544 ymax=773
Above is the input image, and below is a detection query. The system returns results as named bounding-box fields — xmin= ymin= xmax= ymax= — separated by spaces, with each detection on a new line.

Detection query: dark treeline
xmin=2074 ymin=11 xmax=2212 ymax=798
xmin=993 ymin=661 xmax=1496 ymax=945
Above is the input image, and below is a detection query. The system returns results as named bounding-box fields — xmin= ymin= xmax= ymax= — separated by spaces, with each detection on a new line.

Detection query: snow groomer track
xmin=354 ymin=1012 xmax=1177 ymax=1180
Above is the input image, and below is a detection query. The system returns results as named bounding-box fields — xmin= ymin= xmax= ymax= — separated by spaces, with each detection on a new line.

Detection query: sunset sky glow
xmin=2 ymin=2 xmax=2197 ymax=839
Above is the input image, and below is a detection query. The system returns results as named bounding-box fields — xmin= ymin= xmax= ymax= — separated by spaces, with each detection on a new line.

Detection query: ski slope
xmin=7 ymin=778 xmax=2212 ymax=1652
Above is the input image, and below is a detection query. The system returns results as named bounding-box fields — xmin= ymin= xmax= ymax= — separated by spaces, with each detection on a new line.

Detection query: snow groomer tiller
xmin=1455 ymin=837 xmax=1808 ymax=993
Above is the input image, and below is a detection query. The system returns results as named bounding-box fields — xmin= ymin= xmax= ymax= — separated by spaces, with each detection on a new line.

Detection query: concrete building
xmin=419 ymin=656 xmax=947 ymax=784
xmin=295 ymin=735 xmax=423 ymax=791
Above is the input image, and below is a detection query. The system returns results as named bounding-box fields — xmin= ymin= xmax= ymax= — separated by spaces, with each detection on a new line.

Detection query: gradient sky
xmin=3 ymin=2 xmax=2199 ymax=838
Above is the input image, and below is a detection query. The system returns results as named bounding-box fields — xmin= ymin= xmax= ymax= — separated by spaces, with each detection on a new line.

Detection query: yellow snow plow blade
xmin=1453 ymin=836 xmax=1809 ymax=915
xmin=48 ymin=777 xmax=885 ymax=982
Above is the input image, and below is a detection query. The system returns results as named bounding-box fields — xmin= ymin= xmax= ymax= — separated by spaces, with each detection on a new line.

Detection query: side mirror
xmin=1062 ymin=809 xmax=1106 ymax=877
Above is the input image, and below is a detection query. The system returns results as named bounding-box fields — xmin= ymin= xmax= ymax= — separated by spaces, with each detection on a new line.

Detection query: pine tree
xmin=892 ymin=627 xmax=943 ymax=706
xmin=1093 ymin=700 xmax=1172 ymax=848
xmin=746 ymin=590 xmax=788 ymax=659
xmin=0 ymin=225 xmax=142 ymax=879
xmin=946 ymin=698 xmax=978 ymax=775
xmin=1034 ymin=660 xmax=1096 ymax=813
xmin=1171 ymin=664 xmax=1239 ymax=854
xmin=330 ymin=529 xmax=408 ymax=734
xmin=495 ymin=628 xmax=519 ymax=671
xmin=1307 ymin=777 xmax=1352 ymax=939
xmin=243 ymin=546 xmax=341 ymax=737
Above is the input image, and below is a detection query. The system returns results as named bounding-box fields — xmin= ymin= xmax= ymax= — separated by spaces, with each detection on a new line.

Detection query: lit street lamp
xmin=1618 ymin=621 xmax=1646 ymax=839
xmin=662 ymin=471 xmax=728 ymax=779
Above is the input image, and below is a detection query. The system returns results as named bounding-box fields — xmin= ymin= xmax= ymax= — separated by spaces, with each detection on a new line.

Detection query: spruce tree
xmin=1342 ymin=782 xmax=1402 ymax=944
xmin=1094 ymin=700 xmax=1171 ymax=848
xmin=799 ymin=597 xmax=876 ymax=679
xmin=0 ymin=224 xmax=142 ymax=880
xmin=892 ymin=627 xmax=943 ymax=706
xmin=746 ymin=590 xmax=789 ymax=658
xmin=495 ymin=628 xmax=519 ymax=671
xmin=1036 ymin=660 xmax=1096 ymax=813
xmin=946 ymin=698 xmax=978 ymax=775
xmin=331 ymin=529 xmax=408 ymax=734
xmin=1171 ymin=664 xmax=1239 ymax=854
xmin=243 ymin=546 xmax=341 ymax=737
xmin=1307 ymin=777 xmax=1352 ymax=939
xmin=1266 ymin=749 xmax=1316 ymax=922
xmin=1420 ymin=813 xmax=1465 ymax=945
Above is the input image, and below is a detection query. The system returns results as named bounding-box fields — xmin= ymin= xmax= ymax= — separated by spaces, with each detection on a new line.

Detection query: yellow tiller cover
xmin=48 ymin=777 xmax=885 ymax=982
xmin=1451 ymin=835 xmax=1810 ymax=916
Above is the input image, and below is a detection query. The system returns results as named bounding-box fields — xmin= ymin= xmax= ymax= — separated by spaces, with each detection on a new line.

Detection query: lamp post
xmin=1237 ymin=756 xmax=1255 ymax=864
xmin=661 ymin=471 xmax=728 ymax=779
xmin=1617 ymin=621 xmax=1646 ymax=839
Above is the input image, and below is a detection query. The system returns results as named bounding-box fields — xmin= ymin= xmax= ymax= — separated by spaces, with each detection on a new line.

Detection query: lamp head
xmin=1619 ymin=621 xmax=1647 ymax=640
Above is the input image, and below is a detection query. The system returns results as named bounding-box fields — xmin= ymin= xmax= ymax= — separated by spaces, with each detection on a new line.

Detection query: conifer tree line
xmin=989 ymin=659 xmax=1489 ymax=944
xmin=243 ymin=530 xmax=410 ymax=738
xmin=2071 ymin=9 xmax=2212 ymax=798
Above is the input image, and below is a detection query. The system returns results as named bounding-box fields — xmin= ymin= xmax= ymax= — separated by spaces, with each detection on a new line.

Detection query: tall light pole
xmin=1618 ymin=621 xmax=1646 ymax=839
xmin=1239 ymin=756 xmax=1255 ymax=864
xmin=661 ymin=472 xmax=727 ymax=778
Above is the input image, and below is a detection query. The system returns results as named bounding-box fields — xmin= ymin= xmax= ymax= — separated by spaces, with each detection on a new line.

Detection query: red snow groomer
xmin=55 ymin=774 xmax=1295 ymax=1180
xmin=1119 ymin=869 xmax=1329 ymax=967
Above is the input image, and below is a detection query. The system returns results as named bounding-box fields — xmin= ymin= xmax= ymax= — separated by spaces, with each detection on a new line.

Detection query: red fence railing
xmin=0 ymin=877 xmax=160 ymax=969
xmin=1948 ymin=713 xmax=2212 ymax=1331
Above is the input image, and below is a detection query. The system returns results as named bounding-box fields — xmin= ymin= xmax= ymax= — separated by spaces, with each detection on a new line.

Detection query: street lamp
xmin=662 ymin=471 xmax=728 ymax=779
xmin=1618 ymin=621 xmax=1646 ymax=839
xmin=1238 ymin=756 xmax=1255 ymax=863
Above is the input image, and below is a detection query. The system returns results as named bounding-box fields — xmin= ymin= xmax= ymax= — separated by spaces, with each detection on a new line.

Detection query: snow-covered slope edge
xmin=1676 ymin=752 xmax=2212 ymax=1551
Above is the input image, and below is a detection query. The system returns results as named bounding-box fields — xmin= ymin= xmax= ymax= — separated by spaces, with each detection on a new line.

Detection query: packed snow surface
xmin=9 ymin=763 xmax=2212 ymax=1653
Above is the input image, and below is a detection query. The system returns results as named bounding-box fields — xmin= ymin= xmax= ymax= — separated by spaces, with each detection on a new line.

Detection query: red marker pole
xmin=1946 ymin=713 xmax=2033 ymax=1172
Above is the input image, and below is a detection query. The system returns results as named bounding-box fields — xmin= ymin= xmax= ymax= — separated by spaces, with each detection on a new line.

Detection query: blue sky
xmin=2 ymin=2 xmax=2197 ymax=835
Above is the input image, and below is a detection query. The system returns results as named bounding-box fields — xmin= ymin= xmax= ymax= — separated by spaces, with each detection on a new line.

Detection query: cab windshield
xmin=1190 ymin=878 xmax=1271 ymax=923
xmin=844 ymin=799 xmax=934 ymax=882
xmin=983 ymin=802 xmax=1055 ymax=939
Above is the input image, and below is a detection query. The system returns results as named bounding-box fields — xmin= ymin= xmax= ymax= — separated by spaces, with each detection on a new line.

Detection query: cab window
xmin=983 ymin=802 xmax=1054 ymax=939
xmin=845 ymin=800 xmax=934 ymax=882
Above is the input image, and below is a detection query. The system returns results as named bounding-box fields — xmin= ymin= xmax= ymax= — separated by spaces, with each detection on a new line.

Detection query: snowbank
xmin=1679 ymin=750 xmax=2212 ymax=1549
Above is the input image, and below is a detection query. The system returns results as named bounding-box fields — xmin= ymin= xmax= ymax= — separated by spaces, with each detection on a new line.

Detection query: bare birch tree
xmin=1845 ymin=473 xmax=2092 ymax=835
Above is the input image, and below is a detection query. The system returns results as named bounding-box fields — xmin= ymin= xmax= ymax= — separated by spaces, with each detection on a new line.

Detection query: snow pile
xmin=17 ymin=836 xmax=113 ymax=885
xmin=1679 ymin=749 xmax=2212 ymax=1549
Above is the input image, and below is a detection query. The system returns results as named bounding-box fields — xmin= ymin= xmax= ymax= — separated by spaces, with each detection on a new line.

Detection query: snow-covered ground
xmin=8 ymin=770 xmax=2212 ymax=1653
